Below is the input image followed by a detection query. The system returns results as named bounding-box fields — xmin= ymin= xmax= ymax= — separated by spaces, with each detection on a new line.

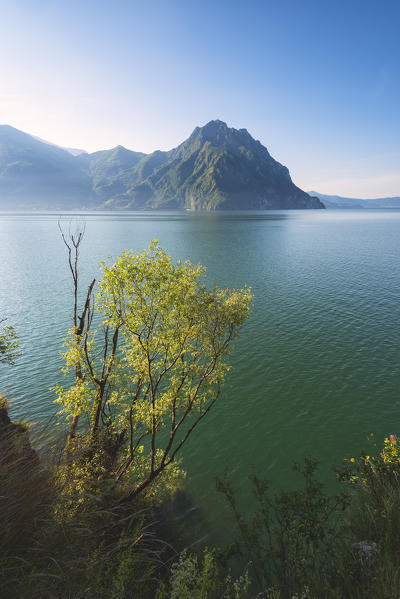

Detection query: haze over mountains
xmin=0 ymin=121 xmax=323 ymax=210
xmin=309 ymin=191 xmax=400 ymax=209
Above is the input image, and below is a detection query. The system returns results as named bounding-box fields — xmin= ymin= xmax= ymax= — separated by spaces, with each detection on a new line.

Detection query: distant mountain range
xmin=0 ymin=121 xmax=324 ymax=210
xmin=309 ymin=191 xmax=400 ymax=209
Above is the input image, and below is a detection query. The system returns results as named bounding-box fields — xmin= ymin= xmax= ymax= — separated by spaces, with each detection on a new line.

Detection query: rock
xmin=0 ymin=396 xmax=39 ymax=467
xmin=352 ymin=540 xmax=378 ymax=566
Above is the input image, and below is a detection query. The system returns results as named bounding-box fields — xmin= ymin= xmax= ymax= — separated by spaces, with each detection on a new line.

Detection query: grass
xmin=2 ymin=395 xmax=400 ymax=599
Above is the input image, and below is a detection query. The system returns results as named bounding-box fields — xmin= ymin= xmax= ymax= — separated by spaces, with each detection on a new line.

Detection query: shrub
xmin=217 ymin=458 xmax=350 ymax=598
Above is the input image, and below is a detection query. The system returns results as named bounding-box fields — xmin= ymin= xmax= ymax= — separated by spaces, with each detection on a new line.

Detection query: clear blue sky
xmin=1 ymin=0 xmax=399 ymax=197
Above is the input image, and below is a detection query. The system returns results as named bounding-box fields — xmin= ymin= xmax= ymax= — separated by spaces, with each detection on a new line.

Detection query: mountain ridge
xmin=0 ymin=121 xmax=324 ymax=210
xmin=0 ymin=125 xmax=95 ymax=208
xmin=309 ymin=191 xmax=400 ymax=209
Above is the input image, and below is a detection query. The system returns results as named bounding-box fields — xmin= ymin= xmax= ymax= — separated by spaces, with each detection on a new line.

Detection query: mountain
xmin=77 ymin=145 xmax=146 ymax=199
xmin=107 ymin=120 xmax=324 ymax=210
xmin=309 ymin=191 xmax=400 ymax=209
xmin=0 ymin=121 xmax=324 ymax=210
xmin=0 ymin=125 xmax=96 ymax=209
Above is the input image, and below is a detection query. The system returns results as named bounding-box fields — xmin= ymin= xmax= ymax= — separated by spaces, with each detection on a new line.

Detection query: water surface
xmin=1 ymin=209 xmax=399 ymax=542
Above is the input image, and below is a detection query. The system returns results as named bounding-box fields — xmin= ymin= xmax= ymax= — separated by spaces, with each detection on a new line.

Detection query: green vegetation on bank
xmin=1 ymin=240 xmax=400 ymax=598
xmin=55 ymin=236 xmax=251 ymax=502
xmin=0 ymin=319 xmax=19 ymax=365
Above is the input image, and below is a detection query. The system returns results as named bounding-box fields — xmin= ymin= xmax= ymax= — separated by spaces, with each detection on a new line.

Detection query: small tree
xmin=58 ymin=221 xmax=95 ymax=444
xmin=0 ymin=319 xmax=19 ymax=366
xmin=56 ymin=241 xmax=251 ymax=499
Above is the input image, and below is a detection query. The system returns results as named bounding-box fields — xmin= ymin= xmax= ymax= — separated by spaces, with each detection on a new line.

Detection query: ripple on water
xmin=0 ymin=210 xmax=400 ymax=543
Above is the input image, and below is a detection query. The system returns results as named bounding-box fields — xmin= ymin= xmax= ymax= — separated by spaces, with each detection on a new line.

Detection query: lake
xmin=1 ymin=209 xmax=400 ymax=543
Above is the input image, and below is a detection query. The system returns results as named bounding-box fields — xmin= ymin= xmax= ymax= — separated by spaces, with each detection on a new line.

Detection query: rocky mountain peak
xmin=185 ymin=120 xmax=263 ymax=157
xmin=197 ymin=119 xmax=244 ymax=145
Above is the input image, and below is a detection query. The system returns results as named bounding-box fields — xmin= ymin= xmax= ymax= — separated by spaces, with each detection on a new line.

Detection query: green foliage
xmin=0 ymin=403 xmax=159 ymax=599
xmin=0 ymin=393 xmax=7 ymax=410
xmin=330 ymin=434 xmax=400 ymax=597
xmin=0 ymin=319 xmax=19 ymax=365
xmin=55 ymin=240 xmax=252 ymax=500
xmin=338 ymin=434 xmax=400 ymax=551
xmin=217 ymin=458 xmax=350 ymax=598
xmin=156 ymin=549 xmax=250 ymax=599
xmin=53 ymin=437 xmax=114 ymax=518
xmin=339 ymin=434 xmax=400 ymax=489
xmin=1 ymin=497 xmax=158 ymax=599
xmin=3 ymin=395 xmax=400 ymax=599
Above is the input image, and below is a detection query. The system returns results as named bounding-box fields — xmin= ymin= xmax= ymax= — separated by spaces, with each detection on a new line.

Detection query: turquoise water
xmin=1 ymin=210 xmax=400 ymax=540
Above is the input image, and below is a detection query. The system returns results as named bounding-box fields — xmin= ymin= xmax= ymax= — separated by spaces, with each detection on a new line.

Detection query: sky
xmin=1 ymin=0 xmax=399 ymax=198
